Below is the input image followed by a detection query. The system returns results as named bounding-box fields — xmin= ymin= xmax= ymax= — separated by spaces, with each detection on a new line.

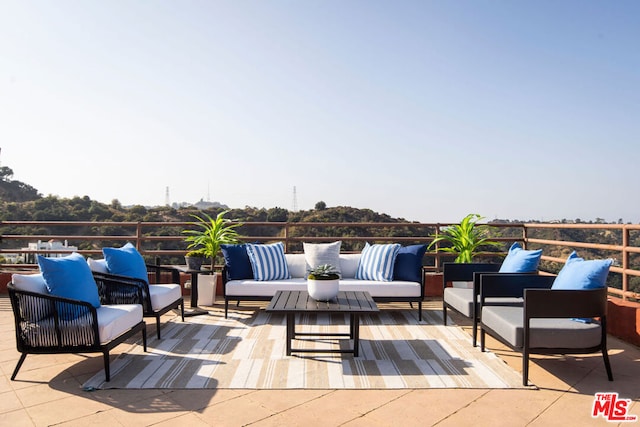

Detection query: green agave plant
xmin=428 ymin=213 xmax=501 ymax=263
xmin=307 ymin=264 xmax=340 ymax=280
xmin=183 ymin=210 xmax=243 ymax=270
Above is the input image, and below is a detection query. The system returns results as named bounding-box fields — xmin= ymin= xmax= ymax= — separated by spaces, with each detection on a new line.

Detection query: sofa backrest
xmin=284 ymin=253 xmax=362 ymax=278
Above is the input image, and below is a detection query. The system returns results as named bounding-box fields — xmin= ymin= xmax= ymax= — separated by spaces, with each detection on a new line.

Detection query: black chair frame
xmin=8 ymin=283 xmax=147 ymax=382
xmin=92 ymin=263 xmax=184 ymax=339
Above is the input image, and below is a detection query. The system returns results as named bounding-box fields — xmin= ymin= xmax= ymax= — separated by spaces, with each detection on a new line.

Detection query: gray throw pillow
xmin=303 ymin=241 xmax=342 ymax=276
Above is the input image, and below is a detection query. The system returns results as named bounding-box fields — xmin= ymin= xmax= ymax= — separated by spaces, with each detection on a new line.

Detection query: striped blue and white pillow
xmin=246 ymin=242 xmax=290 ymax=281
xmin=355 ymin=243 xmax=401 ymax=281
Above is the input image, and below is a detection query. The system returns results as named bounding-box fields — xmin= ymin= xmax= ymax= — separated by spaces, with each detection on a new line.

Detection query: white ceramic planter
xmin=307 ymin=278 xmax=339 ymax=301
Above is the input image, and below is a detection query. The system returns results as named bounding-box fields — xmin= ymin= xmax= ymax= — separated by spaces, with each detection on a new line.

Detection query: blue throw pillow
xmin=393 ymin=244 xmax=427 ymax=282
xmin=551 ymin=251 xmax=613 ymax=290
xmin=37 ymin=253 xmax=101 ymax=319
xmin=103 ymin=242 xmax=149 ymax=283
xmin=221 ymin=244 xmax=254 ymax=280
xmin=246 ymin=242 xmax=290 ymax=281
xmin=499 ymin=242 xmax=542 ymax=273
xmin=356 ymin=243 xmax=401 ymax=281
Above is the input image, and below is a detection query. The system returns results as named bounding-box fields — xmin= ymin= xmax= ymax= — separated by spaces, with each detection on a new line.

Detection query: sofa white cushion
xmin=148 ymin=284 xmax=182 ymax=311
xmin=285 ymin=254 xmax=307 ymax=278
xmin=224 ymin=278 xmax=421 ymax=298
xmin=339 ymin=254 xmax=361 ymax=278
xmin=96 ymin=304 xmax=143 ymax=344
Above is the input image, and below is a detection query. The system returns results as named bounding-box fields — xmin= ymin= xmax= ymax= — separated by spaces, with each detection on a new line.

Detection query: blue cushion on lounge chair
xmin=37 ymin=253 xmax=101 ymax=319
xmin=551 ymin=251 xmax=612 ymax=290
xmin=103 ymin=242 xmax=149 ymax=283
xmin=499 ymin=242 xmax=542 ymax=273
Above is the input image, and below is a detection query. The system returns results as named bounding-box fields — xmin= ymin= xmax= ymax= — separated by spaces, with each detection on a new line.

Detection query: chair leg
xmin=418 ymin=301 xmax=423 ymax=321
xmin=480 ymin=328 xmax=486 ymax=351
xmin=103 ymin=350 xmax=111 ymax=382
xmin=443 ymin=304 xmax=448 ymax=326
xmin=142 ymin=326 xmax=148 ymax=352
xmin=472 ymin=317 xmax=478 ymax=347
xmin=156 ymin=315 xmax=162 ymax=340
xmin=180 ymin=300 xmax=185 ymax=322
xmin=602 ymin=348 xmax=614 ymax=381
xmin=225 ymin=299 xmax=229 ymax=319
xmin=11 ymin=353 xmax=28 ymax=380
xmin=522 ymin=349 xmax=530 ymax=386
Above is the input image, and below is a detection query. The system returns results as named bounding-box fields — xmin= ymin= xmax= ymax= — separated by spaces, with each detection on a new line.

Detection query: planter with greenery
xmin=428 ymin=213 xmax=501 ymax=263
xmin=307 ymin=264 xmax=340 ymax=301
xmin=184 ymin=250 xmax=207 ymax=271
xmin=182 ymin=210 xmax=243 ymax=271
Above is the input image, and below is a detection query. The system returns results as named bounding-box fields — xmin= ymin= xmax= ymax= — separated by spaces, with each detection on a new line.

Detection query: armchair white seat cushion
xmin=148 ymin=284 xmax=183 ymax=312
xmin=96 ymin=304 xmax=144 ymax=344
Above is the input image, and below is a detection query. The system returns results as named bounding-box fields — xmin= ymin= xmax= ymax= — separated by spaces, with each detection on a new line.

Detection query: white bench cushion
xmin=225 ymin=278 xmax=421 ymax=298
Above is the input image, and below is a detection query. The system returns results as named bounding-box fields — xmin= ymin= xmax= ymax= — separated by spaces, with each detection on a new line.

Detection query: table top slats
xmin=266 ymin=291 xmax=379 ymax=314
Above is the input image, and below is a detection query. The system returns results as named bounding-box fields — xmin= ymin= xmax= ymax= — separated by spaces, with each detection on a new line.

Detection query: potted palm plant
xmin=428 ymin=214 xmax=500 ymax=287
xmin=428 ymin=213 xmax=500 ymax=263
xmin=183 ymin=210 xmax=243 ymax=271
xmin=306 ymin=264 xmax=340 ymax=301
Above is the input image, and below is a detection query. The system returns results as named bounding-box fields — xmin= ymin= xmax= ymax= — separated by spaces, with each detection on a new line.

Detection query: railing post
xmin=284 ymin=222 xmax=290 ymax=253
xmin=136 ymin=222 xmax=142 ymax=251
xmin=622 ymin=225 xmax=629 ymax=301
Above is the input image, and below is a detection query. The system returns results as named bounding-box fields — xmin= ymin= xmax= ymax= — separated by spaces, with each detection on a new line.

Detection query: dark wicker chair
xmin=90 ymin=262 xmax=184 ymax=339
xmin=8 ymin=282 xmax=147 ymax=382
xmin=479 ymin=274 xmax=613 ymax=386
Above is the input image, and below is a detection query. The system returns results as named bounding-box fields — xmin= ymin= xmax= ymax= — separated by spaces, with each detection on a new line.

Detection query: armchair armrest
xmin=524 ymin=287 xmax=608 ymax=319
xmin=92 ymin=272 xmax=151 ymax=312
xmin=146 ymin=263 xmax=180 ymax=284
xmin=443 ymin=262 xmax=501 ymax=291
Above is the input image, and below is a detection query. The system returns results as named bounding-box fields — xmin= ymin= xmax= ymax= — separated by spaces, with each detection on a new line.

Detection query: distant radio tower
xmin=165 ymin=186 xmax=170 ymax=206
xmin=292 ymin=186 xmax=298 ymax=212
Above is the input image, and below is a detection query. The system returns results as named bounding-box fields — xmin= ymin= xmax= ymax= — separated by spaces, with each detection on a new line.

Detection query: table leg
xmin=353 ymin=314 xmax=360 ymax=357
xmin=286 ymin=313 xmax=294 ymax=356
xmin=182 ymin=272 xmax=209 ymax=317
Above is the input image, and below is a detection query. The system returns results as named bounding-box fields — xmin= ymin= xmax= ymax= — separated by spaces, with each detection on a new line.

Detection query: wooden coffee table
xmin=265 ymin=290 xmax=379 ymax=357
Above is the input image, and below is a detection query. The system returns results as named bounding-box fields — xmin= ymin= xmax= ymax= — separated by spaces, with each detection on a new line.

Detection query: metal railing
xmin=1 ymin=220 xmax=639 ymax=301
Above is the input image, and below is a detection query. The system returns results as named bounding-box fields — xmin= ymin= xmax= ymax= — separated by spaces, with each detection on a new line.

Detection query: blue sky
xmin=1 ymin=1 xmax=638 ymax=223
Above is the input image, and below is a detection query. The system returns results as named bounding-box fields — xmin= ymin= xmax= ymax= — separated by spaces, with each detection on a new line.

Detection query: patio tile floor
xmin=1 ymin=297 xmax=638 ymax=426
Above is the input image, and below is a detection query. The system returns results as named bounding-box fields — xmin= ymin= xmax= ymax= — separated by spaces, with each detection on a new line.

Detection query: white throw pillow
xmin=285 ymin=253 xmax=307 ymax=278
xmin=303 ymin=241 xmax=342 ymax=276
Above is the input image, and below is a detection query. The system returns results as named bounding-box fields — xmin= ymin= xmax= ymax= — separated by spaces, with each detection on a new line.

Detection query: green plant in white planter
xmin=183 ymin=210 xmax=243 ymax=271
xmin=307 ymin=264 xmax=340 ymax=301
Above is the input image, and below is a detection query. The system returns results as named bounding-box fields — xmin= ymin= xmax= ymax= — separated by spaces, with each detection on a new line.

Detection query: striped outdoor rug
xmin=82 ymin=308 xmax=526 ymax=389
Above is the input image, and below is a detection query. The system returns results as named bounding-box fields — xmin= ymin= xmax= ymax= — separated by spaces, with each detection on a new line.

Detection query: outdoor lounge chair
xmin=8 ymin=275 xmax=147 ymax=382
xmin=89 ymin=258 xmax=184 ymax=339
xmin=442 ymin=243 xmax=542 ymax=346
xmin=479 ymin=273 xmax=613 ymax=386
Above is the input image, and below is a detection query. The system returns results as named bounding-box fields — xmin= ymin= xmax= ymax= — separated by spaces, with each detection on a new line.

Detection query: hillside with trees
xmin=1 ymin=164 xmax=638 ymax=293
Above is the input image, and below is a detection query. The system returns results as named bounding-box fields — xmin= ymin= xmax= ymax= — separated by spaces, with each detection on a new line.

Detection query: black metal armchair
xmin=8 ymin=281 xmax=147 ymax=382
xmin=479 ymin=273 xmax=613 ymax=386
xmin=90 ymin=261 xmax=184 ymax=339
